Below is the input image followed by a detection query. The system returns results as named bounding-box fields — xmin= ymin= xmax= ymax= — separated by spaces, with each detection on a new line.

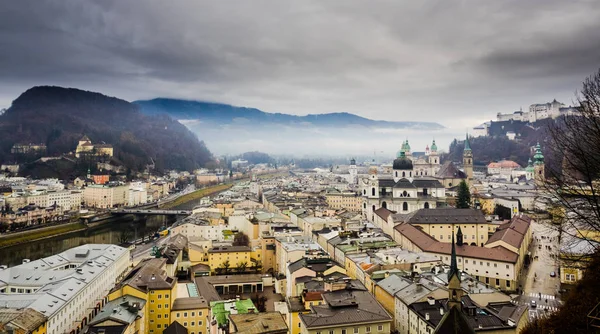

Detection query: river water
xmin=1 ymin=215 xmax=170 ymax=267
xmin=0 ymin=188 xmax=223 ymax=267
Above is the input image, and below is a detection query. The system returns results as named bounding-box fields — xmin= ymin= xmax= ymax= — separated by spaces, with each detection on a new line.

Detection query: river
xmin=1 ymin=215 xmax=171 ymax=267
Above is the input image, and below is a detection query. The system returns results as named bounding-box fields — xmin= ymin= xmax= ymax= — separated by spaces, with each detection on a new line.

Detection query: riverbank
xmin=159 ymin=183 xmax=233 ymax=209
xmin=0 ymin=222 xmax=88 ymax=249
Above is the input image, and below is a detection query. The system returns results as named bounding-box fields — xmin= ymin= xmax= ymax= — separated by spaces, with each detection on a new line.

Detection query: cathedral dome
xmin=368 ymin=165 xmax=378 ymax=175
xmin=393 ymin=151 xmax=413 ymax=170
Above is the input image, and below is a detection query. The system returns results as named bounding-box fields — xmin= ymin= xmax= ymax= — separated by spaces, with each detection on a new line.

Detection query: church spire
xmin=464 ymin=133 xmax=471 ymax=151
xmin=448 ymin=233 xmax=460 ymax=282
xmin=456 ymin=226 xmax=463 ymax=246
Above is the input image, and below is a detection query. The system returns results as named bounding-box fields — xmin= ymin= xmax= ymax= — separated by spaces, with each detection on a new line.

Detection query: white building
xmin=0 ymin=244 xmax=130 ymax=334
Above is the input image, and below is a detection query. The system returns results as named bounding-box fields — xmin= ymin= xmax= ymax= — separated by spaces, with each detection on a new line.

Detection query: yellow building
xmin=171 ymin=297 xmax=209 ymax=334
xmin=325 ymin=189 xmax=362 ymax=212
xmin=108 ymin=258 xmax=176 ymax=334
xmin=409 ymin=209 xmax=492 ymax=246
xmin=0 ymin=308 xmax=47 ymax=334
xmin=207 ymin=245 xmax=259 ymax=274
xmin=559 ymin=231 xmax=600 ymax=290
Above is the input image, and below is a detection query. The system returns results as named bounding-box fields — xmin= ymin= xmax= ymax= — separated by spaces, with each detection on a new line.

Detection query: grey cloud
xmin=0 ymin=0 xmax=599 ymax=130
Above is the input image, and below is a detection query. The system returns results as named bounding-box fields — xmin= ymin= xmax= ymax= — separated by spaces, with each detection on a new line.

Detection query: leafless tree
xmin=542 ymin=68 xmax=600 ymax=265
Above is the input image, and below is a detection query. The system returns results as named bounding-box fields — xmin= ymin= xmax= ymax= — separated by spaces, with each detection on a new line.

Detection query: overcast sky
xmin=1 ymin=0 xmax=599 ymax=128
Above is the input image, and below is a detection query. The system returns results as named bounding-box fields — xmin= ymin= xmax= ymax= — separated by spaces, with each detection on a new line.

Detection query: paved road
xmin=130 ymin=234 xmax=173 ymax=265
xmin=513 ymin=219 xmax=562 ymax=320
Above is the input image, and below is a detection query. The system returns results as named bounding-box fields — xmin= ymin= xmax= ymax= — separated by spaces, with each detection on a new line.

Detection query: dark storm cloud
xmin=1 ymin=0 xmax=599 ymax=127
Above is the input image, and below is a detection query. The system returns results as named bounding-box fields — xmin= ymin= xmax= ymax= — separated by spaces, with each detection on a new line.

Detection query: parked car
xmin=550 ymin=271 xmax=556 ymax=277
xmin=530 ymin=300 xmax=537 ymax=308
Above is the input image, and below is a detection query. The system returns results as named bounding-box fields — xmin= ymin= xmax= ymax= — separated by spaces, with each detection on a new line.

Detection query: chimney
xmin=440 ymin=307 xmax=444 ymax=316
xmin=416 ymin=283 xmax=423 ymax=291
xmin=425 ymin=313 xmax=430 ymax=321
xmin=427 ymin=296 xmax=435 ymax=306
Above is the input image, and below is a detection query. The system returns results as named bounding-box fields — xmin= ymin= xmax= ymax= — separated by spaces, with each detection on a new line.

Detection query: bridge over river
xmin=110 ymin=209 xmax=191 ymax=216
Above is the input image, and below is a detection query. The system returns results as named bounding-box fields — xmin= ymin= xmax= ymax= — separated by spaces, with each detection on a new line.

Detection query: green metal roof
xmin=210 ymin=299 xmax=256 ymax=327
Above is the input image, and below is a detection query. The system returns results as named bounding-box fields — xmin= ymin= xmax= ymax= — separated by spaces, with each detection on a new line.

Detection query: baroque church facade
xmin=360 ymin=137 xmax=473 ymax=221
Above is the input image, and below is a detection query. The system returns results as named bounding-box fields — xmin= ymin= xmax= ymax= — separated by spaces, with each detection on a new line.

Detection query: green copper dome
xmin=405 ymin=140 xmax=411 ymax=151
xmin=534 ymin=142 xmax=544 ymax=165
xmin=431 ymin=139 xmax=438 ymax=152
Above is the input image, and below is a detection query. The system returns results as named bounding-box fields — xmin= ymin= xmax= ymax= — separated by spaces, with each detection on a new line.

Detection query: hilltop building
xmin=496 ymin=100 xmax=579 ymax=123
xmin=75 ymin=135 xmax=113 ymax=158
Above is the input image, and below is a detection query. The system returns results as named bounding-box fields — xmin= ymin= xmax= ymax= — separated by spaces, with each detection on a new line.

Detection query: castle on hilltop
xmin=496 ymin=99 xmax=578 ymax=123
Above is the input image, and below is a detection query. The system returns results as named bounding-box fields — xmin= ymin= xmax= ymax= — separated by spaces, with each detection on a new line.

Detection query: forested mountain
xmin=0 ymin=86 xmax=212 ymax=174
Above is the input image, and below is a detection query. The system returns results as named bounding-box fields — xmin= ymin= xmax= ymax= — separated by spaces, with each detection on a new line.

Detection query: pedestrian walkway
xmin=528 ymin=292 xmax=555 ymax=300
xmin=512 ymin=299 xmax=559 ymax=312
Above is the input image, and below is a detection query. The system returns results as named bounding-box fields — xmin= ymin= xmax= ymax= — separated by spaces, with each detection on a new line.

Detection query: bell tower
xmin=463 ymin=134 xmax=473 ymax=183
xmin=533 ymin=142 xmax=545 ymax=187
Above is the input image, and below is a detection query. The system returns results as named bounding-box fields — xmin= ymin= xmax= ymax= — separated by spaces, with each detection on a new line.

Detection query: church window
xmin=363 ymin=189 xmax=366 ymax=195
xmin=363 ymin=203 xmax=366 ymax=209
xmin=402 ymin=171 xmax=405 ymax=177
xmin=402 ymin=202 xmax=408 ymax=211
xmin=382 ymin=201 xmax=387 ymax=209
xmin=402 ymin=190 xmax=407 ymax=197
xmin=410 ymin=171 xmax=412 ymax=177
xmin=371 ymin=188 xmax=375 ymax=196
xmin=424 ymin=202 xmax=430 ymax=209
xmin=395 ymin=171 xmax=398 ymax=177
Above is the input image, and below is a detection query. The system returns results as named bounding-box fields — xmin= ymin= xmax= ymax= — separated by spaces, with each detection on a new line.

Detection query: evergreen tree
xmin=456 ymin=180 xmax=471 ymax=208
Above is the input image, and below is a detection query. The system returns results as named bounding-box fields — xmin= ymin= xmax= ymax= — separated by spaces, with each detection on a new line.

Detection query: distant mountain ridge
xmin=0 ymin=86 xmax=212 ymax=175
xmin=134 ymin=98 xmax=444 ymax=129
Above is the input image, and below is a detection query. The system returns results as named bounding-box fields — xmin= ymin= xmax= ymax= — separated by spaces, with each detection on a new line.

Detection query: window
xmin=157 ymin=305 xmax=161 ymax=309
xmin=299 ymin=323 xmax=301 ymax=328
xmin=465 ymin=259 xmax=468 ymax=264
xmin=191 ymin=312 xmax=195 ymax=316
xmin=487 ymin=262 xmax=490 ymax=267
xmin=158 ymin=294 xmax=162 ymax=299
xmin=165 ymin=294 xmax=169 ymax=298
xmin=506 ymin=264 xmax=510 ymax=269
xmin=378 ymin=325 xmax=384 ymax=331
xmin=157 ymin=324 xmax=162 ymax=329
xmin=494 ymin=263 xmax=497 ymax=268
xmin=184 ymin=322 xmax=188 ymax=327
xmin=184 ymin=312 xmax=188 ymax=317
xmin=165 ymin=304 xmax=169 ymax=308
xmin=496 ymin=278 xmax=500 ymax=286
xmin=330 ymin=331 xmax=334 ymax=334
xmin=354 ymin=328 xmax=359 ymax=333
xmin=157 ymin=315 xmax=161 ymax=319
xmin=191 ymin=322 xmax=195 ymax=326
xmin=507 ymin=280 xmax=510 ymax=287
xmin=176 ymin=313 xmax=180 ymax=317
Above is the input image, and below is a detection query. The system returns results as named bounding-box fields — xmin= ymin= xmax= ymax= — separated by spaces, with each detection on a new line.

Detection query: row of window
xmin=314 ymin=325 xmax=384 ymax=334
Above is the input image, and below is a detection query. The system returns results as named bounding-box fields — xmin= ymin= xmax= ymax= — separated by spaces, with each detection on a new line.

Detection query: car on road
xmin=550 ymin=271 xmax=556 ymax=277
xmin=530 ymin=300 xmax=537 ymax=308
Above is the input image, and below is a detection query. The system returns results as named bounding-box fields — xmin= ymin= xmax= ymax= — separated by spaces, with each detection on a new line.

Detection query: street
xmin=130 ymin=234 xmax=173 ymax=266
xmin=513 ymin=219 xmax=562 ymax=320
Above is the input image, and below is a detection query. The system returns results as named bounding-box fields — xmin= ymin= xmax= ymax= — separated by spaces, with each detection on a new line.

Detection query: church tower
xmin=463 ymin=134 xmax=473 ymax=183
xmin=405 ymin=140 xmax=413 ymax=161
xmin=429 ymin=139 xmax=440 ymax=175
xmin=533 ymin=142 xmax=545 ymax=187
xmin=349 ymin=158 xmax=358 ymax=184
xmin=447 ymin=234 xmax=464 ymax=310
